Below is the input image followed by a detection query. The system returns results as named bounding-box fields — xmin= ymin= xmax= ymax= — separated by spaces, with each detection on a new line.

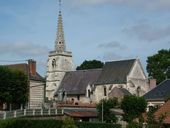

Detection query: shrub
xmin=0 ymin=119 xmax=121 ymax=128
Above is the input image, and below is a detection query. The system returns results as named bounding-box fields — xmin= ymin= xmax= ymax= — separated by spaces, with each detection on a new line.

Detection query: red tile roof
xmin=65 ymin=112 xmax=97 ymax=118
xmin=57 ymin=103 xmax=96 ymax=108
xmin=5 ymin=63 xmax=44 ymax=81
xmin=154 ymin=100 xmax=170 ymax=124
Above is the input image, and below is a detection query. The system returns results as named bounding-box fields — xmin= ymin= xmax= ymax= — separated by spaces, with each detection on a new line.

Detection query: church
xmin=45 ymin=1 xmax=151 ymax=104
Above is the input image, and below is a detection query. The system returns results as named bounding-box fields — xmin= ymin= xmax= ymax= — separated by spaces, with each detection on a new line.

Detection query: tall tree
xmin=96 ymin=98 xmax=118 ymax=123
xmin=146 ymin=49 xmax=170 ymax=84
xmin=121 ymin=95 xmax=147 ymax=123
xmin=76 ymin=60 xmax=104 ymax=70
xmin=0 ymin=66 xmax=28 ymax=110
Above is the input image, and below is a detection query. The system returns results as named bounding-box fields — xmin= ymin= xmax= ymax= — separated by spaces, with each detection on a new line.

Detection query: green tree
xmin=76 ymin=60 xmax=104 ymax=70
xmin=146 ymin=49 xmax=170 ymax=84
xmin=0 ymin=66 xmax=28 ymax=110
xmin=121 ymin=95 xmax=147 ymax=123
xmin=62 ymin=117 xmax=77 ymax=128
xmin=96 ymin=98 xmax=118 ymax=123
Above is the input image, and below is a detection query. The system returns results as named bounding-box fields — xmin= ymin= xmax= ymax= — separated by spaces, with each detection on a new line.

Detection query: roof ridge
xmin=66 ymin=68 xmax=102 ymax=73
xmin=105 ymin=58 xmax=136 ymax=63
xmin=3 ymin=63 xmax=28 ymax=66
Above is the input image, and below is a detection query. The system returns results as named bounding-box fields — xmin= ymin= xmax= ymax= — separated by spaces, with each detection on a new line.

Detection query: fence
xmin=0 ymin=109 xmax=64 ymax=120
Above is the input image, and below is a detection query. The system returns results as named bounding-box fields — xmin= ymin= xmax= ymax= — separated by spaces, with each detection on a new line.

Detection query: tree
xmin=76 ymin=60 xmax=104 ymax=70
xmin=121 ymin=95 xmax=147 ymax=123
xmin=146 ymin=49 xmax=170 ymax=84
xmin=0 ymin=66 xmax=28 ymax=110
xmin=96 ymin=98 xmax=118 ymax=123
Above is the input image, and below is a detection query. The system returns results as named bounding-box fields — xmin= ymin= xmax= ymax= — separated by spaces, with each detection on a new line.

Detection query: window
xmin=52 ymin=59 xmax=56 ymax=68
xmin=104 ymin=87 xmax=107 ymax=96
xmin=88 ymin=89 xmax=91 ymax=98
xmin=77 ymin=95 xmax=80 ymax=101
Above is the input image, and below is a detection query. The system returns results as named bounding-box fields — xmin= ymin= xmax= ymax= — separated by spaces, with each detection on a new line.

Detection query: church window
xmin=52 ymin=59 xmax=56 ymax=68
xmin=104 ymin=86 xmax=107 ymax=96
xmin=88 ymin=89 xmax=91 ymax=98
xmin=77 ymin=95 xmax=80 ymax=100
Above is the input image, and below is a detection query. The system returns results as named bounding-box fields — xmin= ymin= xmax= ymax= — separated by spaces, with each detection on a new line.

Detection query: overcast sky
xmin=0 ymin=0 xmax=170 ymax=76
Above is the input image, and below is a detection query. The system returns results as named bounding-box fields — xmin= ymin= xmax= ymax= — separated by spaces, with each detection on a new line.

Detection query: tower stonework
xmin=46 ymin=3 xmax=74 ymax=100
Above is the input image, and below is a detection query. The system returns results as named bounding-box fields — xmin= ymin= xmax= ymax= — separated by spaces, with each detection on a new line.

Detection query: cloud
xmin=123 ymin=23 xmax=170 ymax=42
xmin=101 ymin=51 xmax=123 ymax=61
xmin=0 ymin=42 xmax=50 ymax=57
xmin=98 ymin=41 xmax=126 ymax=50
xmin=70 ymin=0 xmax=170 ymax=11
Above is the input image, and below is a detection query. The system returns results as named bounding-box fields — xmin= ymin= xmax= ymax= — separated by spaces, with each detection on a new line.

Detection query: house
xmin=54 ymin=58 xmax=150 ymax=104
xmin=154 ymin=100 xmax=170 ymax=126
xmin=6 ymin=59 xmax=45 ymax=108
xmin=108 ymin=87 xmax=131 ymax=102
xmin=144 ymin=79 xmax=170 ymax=107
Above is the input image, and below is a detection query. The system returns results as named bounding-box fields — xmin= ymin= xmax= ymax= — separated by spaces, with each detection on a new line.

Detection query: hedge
xmin=76 ymin=122 xmax=121 ymax=128
xmin=0 ymin=119 xmax=121 ymax=128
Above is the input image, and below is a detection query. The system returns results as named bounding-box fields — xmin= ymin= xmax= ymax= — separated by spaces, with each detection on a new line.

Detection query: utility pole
xmin=102 ymin=100 xmax=103 ymax=123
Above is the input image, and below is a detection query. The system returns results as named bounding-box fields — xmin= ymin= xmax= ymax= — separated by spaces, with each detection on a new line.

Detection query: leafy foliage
xmin=76 ymin=60 xmax=104 ymax=70
xmin=146 ymin=49 xmax=170 ymax=84
xmin=121 ymin=95 xmax=147 ymax=122
xmin=0 ymin=119 xmax=121 ymax=128
xmin=62 ymin=117 xmax=77 ymax=128
xmin=126 ymin=121 xmax=142 ymax=128
xmin=96 ymin=98 xmax=118 ymax=123
xmin=0 ymin=66 xmax=28 ymax=109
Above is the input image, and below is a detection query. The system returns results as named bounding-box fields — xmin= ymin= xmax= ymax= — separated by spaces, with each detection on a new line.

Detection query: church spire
xmin=55 ymin=0 xmax=66 ymax=53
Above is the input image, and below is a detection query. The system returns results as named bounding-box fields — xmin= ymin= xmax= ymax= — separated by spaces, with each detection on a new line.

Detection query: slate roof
xmin=5 ymin=63 xmax=44 ymax=82
xmin=55 ymin=69 xmax=102 ymax=95
xmin=95 ymin=59 xmax=136 ymax=85
xmin=144 ymin=79 xmax=170 ymax=101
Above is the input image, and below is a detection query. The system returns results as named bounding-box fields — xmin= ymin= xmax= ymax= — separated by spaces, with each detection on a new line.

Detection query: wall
xmin=29 ymin=80 xmax=45 ymax=108
xmin=127 ymin=59 xmax=149 ymax=96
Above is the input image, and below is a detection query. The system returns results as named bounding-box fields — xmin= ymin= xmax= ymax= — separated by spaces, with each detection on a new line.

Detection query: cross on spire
xmin=59 ymin=0 xmax=61 ymax=12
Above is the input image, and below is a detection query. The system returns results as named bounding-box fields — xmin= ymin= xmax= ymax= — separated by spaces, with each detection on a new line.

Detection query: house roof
xmin=64 ymin=108 xmax=97 ymax=118
xmin=154 ymin=100 xmax=170 ymax=124
xmin=108 ymin=87 xmax=131 ymax=98
xmin=65 ymin=111 xmax=97 ymax=118
xmin=5 ymin=63 xmax=44 ymax=82
xmin=95 ymin=59 xmax=136 ymax=85
xmin=143 ymin=79 xmax=170 ymax=101
xmin=55 ymin=69 xmax=102 ymax=95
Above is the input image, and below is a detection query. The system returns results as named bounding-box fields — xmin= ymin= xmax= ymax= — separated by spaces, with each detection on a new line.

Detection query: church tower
xmin=46 ymin=0 xmax=74 ymax=100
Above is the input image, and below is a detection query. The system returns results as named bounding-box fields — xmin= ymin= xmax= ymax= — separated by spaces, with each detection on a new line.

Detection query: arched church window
xmin=104 ymin=86 xmax=107 ymax=96
xmin=88 ymin=89 xmax=91 ymax=98
xmin=52 ymin=59 xmax=56 ymax=68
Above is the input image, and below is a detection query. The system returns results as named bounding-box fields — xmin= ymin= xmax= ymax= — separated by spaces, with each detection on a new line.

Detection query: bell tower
xmin=46 ymin=0 xmax=74 ymax=100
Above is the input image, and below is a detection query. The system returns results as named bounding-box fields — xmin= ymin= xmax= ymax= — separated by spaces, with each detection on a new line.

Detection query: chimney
xmin=149 ymin=79 xmax=156 ymax=90
xmin=28 ymin=59 xmax=36 ymax=76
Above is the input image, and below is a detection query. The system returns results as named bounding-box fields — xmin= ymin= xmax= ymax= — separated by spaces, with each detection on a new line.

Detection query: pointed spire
xmin=55 ymin=0 xmax=66 ymax=53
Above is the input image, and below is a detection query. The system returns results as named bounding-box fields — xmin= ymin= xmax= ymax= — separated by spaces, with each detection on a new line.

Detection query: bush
xmin=126 ymin=121 xmax=142 ymax=128
xmin=76 ymin=122 xmax=121 ymax=128
xmin=0 ymin=119 xmax=121 ymax=128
